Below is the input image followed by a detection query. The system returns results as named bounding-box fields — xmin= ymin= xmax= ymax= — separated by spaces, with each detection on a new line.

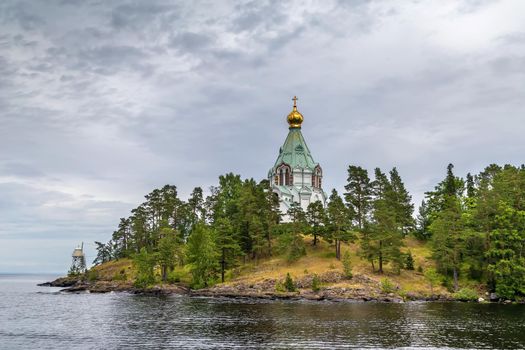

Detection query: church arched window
xmin=313 ymin=165 xmax=323 ymax=188
xmin=276 ymin=163 xmax=291 ymax=186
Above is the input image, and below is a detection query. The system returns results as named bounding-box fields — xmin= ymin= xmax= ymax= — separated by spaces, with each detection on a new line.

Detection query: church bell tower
xmin=268 ymin=97 xmax=327 ymax=222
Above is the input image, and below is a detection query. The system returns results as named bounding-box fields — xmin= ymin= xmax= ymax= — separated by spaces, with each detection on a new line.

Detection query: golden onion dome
xmin=287 ymin=96 xmax=303 ymax=128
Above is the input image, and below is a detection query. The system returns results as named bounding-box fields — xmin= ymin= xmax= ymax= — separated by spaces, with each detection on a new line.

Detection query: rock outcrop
xmin=37 ymin=272 xmax=457 ymax=302
xmin=38 ymin=276 xmax=81 ymax=287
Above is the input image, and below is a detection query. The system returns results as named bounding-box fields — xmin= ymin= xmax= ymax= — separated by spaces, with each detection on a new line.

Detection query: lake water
xmin=1 ymin=274 xmax=524 ymax=349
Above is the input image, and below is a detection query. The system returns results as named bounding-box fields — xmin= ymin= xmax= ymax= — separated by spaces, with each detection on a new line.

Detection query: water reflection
xmin=106 ymin=296 xmax=525 ymax=349
xmin=1 ymin=276 xmax=525 ymax=349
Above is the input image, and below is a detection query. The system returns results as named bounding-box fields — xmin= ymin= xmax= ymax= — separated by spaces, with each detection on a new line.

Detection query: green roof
xmin=273 ymin=128 xmax=318 ymax=170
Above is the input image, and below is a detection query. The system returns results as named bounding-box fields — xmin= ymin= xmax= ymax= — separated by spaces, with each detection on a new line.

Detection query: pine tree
xmin=430 ymin=195 xmax=464 ymax=291
xmin=344 ymin=165 xmax=371 ymax=230
xmin=111 ymin=218 xmax=131 ymax=258
xmin=211 ymin=173 xmax=243 ymax=224
xmin=257 ymin=179 xmax=281 ymax=255
xmin=415 ymin=200 xmax=431 ymax=240
xmin=188 ymin=187 xmax=205 ymax=224
xmin=306 ymin=200 xmax=326 ymax=246
xmin=389 ymin=167 xmax=415 ymax=236
xmin=277 ymin=203 xmax=307 ymax=262
xmin=130 ymin=205 xmax=149 ymax=251
xmin=213 ymin=217 xmax=241 ymax=283
xmin=363 ymin=168 xmax=404 ymax=273
xmin=157 ymin=226 xmax=181 ymax=283
xmin=445 ymin=163 xmax=457 ymax=196
xmin=424 ymin=163 xmax=465 ymax=231
xmin=238 ymin=179 xmax=258 ymax=259
xmin=466 ymin=173 xmax=476 ymax=198
xmin=93 ymin=241 xmax=113 ymax=265
xmin=287 ymin=202 xmax=306 ymax=228
xmin=486 ymin=202 xmax=525 ymax=299
xmin=326 ymin=189 xmax=354 ymax=260
xmin=405 ymin=251 xmax=415 ymax=270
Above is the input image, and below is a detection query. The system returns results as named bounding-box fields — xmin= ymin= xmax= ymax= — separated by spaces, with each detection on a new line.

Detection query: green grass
xmin=91 ymin=235 xmax=485 ymax=297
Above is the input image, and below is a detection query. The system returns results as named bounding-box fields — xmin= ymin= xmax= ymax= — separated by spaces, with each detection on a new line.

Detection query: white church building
xmin=268 ymin=97 xmax=327 ymax=222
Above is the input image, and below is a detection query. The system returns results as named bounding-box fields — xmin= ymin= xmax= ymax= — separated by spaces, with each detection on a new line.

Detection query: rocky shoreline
xmin=39 ymin=278 xmax=190 ymax=295
xmin=189 ymin=275 xmax=454 ymax=303
xmin=38 ymin=272 xmax=459 ymax=303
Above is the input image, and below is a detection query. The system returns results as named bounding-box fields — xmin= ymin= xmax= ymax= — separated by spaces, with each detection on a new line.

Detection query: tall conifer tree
xmin=363 ymin=168 xmax=404 ymax=273
xmin=344 ymin=165 xmax=371 ymax=230
xmin=326 ymin=189 xmax=353 ymax=260
xmin=306 ymin=200 xmax=326 ymax=246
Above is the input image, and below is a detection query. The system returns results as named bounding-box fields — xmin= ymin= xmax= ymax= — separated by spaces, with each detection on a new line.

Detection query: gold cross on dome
xmin=292 ymin=96 xmax=298 ymax=108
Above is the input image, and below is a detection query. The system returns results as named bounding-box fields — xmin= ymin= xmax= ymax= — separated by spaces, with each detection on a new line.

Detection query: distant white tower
xmin=69 ymin=242 xmax=87 ymax=275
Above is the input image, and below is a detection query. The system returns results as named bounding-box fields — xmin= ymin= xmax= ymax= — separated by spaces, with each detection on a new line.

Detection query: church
xmin=268 ymin=97 xmax=327 ymax=222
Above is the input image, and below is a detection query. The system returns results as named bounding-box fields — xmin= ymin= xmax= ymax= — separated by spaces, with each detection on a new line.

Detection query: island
xmin=41 ymin=100 xmax=524 ymax=304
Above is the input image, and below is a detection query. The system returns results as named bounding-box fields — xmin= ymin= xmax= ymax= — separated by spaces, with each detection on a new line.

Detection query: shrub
xmin=284 ymin=273 xmax=296 ymax=292
xmin=133 ymin=248 xmax=156 ymax=288
xmin=405 ymin=251 xmax=415 ymax=270
xmin=112 ymin=270 xmax=127 ymax=281
xmin=186 ymin=223 xmax=219 ymax=289
xmin=468 ymin=264 xmax=483 ymax=280
xmin=380 ymin=278 xmax=395 ymax=294
xmin=86 ymin=269 xmax=99 ymax=282
xmin=322 ymin=252 xmax=337 ymax=259
xmin=424 ymin=267 xmax=441 ymax=293
xmin=342 ymin=251 xmax=353 ymax=279
xmin=417 ymin=265 xmax=423 ymax=273
xmin=167 ymin=269 xmax=186 ymax=284
xmin=312 ymin=274 xmax=321 ymax=292
xmin=134 ymin=275 xmax=155 ymax=289
xmin=441 ymin=276 xmax=455 ymax=293
xmin=276 ymin=230 xmax=307 ymax=262
xmin=454 ymin=287 xmax=479 ymax=302
xmin=275 ymin=281 xmax=286 ymax=292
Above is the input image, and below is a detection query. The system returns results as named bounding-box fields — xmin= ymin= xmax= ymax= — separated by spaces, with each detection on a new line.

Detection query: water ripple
xmin=1 ymin=275 xmax=524 ymax=349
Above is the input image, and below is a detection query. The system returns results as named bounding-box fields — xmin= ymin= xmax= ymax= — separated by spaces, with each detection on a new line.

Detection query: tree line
xmin=93 ymin=163 xmax=525 ymax=300
xmin=417 ymin=163 xmax=525 ymax=299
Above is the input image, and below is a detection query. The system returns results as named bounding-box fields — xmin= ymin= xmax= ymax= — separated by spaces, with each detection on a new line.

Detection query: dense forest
xmin=91 ymin=163 xmax=525 ymax=300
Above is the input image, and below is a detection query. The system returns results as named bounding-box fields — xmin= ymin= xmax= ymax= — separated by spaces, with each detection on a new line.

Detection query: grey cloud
xmin=497 ymin=32 xmax=525 ymax=45
xmin=1 ymin=0 xmax=525 ymax=272
xmin=456 ymin=0 xmax=499 ymax=14
xmin=0 ymin=2 xmax=45 ymax=31
xmin=490 ymin=55 xmax=525 ymax=75
xmin=170 ymin=32 xmax=214 ymax=53
xmin=110 ymin=2 xmax=178 ymax=30
xmin=77 ymin=45 xmax=152 ymax=74
xmin=231 ymin=0 xmax=288 ymax=33
xmin=0 ymin=182 xmax=132 ymax=240
xmin=0 ymin=162 xmax=45 ymax=178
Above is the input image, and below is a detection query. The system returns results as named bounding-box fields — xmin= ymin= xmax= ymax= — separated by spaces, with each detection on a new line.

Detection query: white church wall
xmin=293 ymin=173 xmax=302 ymax=185
xmin=303 ymin=174 xmax=312 ymax=185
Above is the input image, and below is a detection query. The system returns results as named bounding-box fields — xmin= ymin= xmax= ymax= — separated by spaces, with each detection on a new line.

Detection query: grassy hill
xmin=85 ymin=235 xmax=486 ymax=301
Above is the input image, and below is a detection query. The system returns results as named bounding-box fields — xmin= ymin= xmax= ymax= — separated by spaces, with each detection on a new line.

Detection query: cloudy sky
xmin=1 ymin=0 xmax=524 ymax=273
